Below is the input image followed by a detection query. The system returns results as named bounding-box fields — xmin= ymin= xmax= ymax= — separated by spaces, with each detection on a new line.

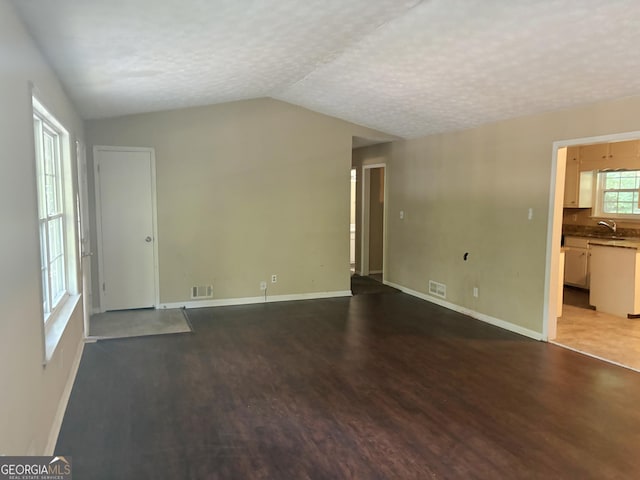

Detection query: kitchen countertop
xmin=565 ymin=232 xmax=638 ymax=240
xmin=588 ymin=238 xmax=640 ymax=249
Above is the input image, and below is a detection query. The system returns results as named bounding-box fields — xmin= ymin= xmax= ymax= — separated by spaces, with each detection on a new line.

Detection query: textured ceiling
xmin=11 ymin=0 xmax=640 ymax=138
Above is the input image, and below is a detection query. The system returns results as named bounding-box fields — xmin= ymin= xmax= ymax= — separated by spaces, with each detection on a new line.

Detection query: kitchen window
xmin=594 ymin=170 xmax=640 ymax=219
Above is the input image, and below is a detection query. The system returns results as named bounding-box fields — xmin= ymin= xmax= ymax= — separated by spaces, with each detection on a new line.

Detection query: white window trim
xmin=592 ymin=169 xmax=640 ymax=222
xmin=34 ymin=114 xmax=69 ymax=326
xmin=32 ymin=94 xmax=80 ymax=364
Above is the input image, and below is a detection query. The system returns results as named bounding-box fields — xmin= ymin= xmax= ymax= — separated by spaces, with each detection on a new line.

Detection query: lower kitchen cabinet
xmin=564 ymin=237 xmax=590 ymax=288
xmin=590 ymin=244 xmax=640 ymax=317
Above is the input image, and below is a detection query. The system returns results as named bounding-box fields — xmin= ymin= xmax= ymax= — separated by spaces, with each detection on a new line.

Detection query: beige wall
xmin=0 ymin=0 xmax=85 ymax=455
xmin=86 ymin=99 xmax=389 ymax=305
xmin=374 ymin=95 xmax=640 ymax=334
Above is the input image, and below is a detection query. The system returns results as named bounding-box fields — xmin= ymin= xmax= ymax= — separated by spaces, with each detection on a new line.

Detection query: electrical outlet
xmin=473 ymin=287 xmax=479 ymax=298
xmin=260 ymin=281 xmax=267 ymax=291
xmin=271 ymin=274 xmax=277 ymax=283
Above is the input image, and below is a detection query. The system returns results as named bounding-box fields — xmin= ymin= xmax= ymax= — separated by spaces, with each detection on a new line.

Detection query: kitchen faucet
xmin=597 ymin=220 xmax=617 ymax=233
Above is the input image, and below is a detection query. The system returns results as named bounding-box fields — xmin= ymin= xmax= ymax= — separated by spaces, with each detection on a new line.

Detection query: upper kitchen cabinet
xmin=564 ymin=147 xmax=580 ymax=207
xmin=580 ymin=140 xmax=640 ymax=170
xmin=609 ymin=140 xmax=639 ymax=161
xmin=564 ymin=146 xmax=593 ymax=208
xmin=578 ymin=143 xmax=609 ymax=167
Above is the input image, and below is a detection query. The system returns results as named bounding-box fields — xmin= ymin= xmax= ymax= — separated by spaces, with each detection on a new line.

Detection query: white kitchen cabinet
xmin=579 ymin=140 xmax=640 ymax=170
xmin=577 ymin=171 xmax=594 ymax=208
xmin=564 ymin=237 xmax=590 ymax=288
xmin=563 ymin=148 xmax=579 ymax=207
xmin=608 ymin=140 xmax=640 ymax=164
xmin=590 ymin=243 xmax=640 ymax=318
xmin=578 ymin=143 xmax=609 ymax=165
xmin=563 ymin=147 xmax=594 ymax=208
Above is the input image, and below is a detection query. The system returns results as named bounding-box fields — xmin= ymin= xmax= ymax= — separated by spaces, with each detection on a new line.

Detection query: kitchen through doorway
xmin=548 ymin=134 xmax=640 ymax=372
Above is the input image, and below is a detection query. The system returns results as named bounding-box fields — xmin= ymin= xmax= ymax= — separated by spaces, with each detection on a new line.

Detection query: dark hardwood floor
xmin=350 ymin=274 xmax=400 ymax=295
xmin=56 ymin=292 xmax=640 ymax=479
xmin=563 ymin=285 xmax=592 ymax=309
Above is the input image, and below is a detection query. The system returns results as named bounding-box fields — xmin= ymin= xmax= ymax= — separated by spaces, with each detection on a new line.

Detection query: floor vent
xmin=191 ymin=285 xmax=213 ymax=299
xmin=428 ymin=280 xmax=446 ymax=298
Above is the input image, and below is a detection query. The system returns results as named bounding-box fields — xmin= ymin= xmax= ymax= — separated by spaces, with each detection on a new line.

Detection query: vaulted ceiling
xmin=12 ymin=0 xmax=640 ymax=138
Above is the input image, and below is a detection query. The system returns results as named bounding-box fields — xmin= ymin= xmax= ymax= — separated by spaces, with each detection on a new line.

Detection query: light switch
xmin=400 ymin=210 xmax=404 ymax=219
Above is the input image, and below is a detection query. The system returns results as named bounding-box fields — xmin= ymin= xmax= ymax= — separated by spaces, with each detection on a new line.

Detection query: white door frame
xmin=76 ymin=140 xmax=92 ymax=336
xmin=361 ymin=163 xmax=387 ymax=277
xmin=543 ymin=130 xmax=640 ymax=341
xmin=94 ymin=145 xmax=160 ymax=312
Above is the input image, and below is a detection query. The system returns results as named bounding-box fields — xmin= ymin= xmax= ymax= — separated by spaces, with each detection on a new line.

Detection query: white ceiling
xmin=12 ymin=0 xmax=640 ymax=138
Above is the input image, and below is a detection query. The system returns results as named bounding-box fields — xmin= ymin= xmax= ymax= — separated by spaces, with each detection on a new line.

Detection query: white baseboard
xmin=368 ymin=270 xmax=383 ymax=274
xmin=384 ymin=280 xmax=543 ymax=341
xmin=45 ymin=339 xmax=84 ymax=455
xmin=158 ymin=290 xmax=353 ymax=310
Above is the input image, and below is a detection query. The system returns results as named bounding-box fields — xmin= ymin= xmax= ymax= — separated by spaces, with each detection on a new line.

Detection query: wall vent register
xmin=429 ymin=280 xmax=446 ymax=299
xmin=191 ymin=285 xmax=213 ymax=299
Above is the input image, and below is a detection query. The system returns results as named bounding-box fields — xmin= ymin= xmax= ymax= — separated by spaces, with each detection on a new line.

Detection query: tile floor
xmin=89 ymin=308 xmax=192 ymax=340
xmin=555 ymin=288 xmax=640 ymax=372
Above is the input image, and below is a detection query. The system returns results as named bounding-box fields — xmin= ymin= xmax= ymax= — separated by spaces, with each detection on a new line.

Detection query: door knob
xmin=145 ymin=236 xmax=152 ymax=243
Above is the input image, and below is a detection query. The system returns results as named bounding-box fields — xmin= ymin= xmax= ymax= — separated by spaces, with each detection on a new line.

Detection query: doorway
xmin=351 ymin=162 xmax=397 ymax=295
xmin=545 ymin=132 xmax=640 ymax=371
xmin=361 ymin=164 xmax=385 ymax=279
xmin=94 ymin=146 xmax=159 ymax=312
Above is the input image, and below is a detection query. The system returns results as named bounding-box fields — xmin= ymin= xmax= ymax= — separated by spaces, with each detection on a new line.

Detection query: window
xmin=33 ymin=99 xmax=70 ymax=323
xmin=594 ymin=170 xmax=640 ymax=219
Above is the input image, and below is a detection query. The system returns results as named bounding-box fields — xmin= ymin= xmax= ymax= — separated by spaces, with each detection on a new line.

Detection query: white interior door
xmin=96 ymin=147 xmax=157 ymax=311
